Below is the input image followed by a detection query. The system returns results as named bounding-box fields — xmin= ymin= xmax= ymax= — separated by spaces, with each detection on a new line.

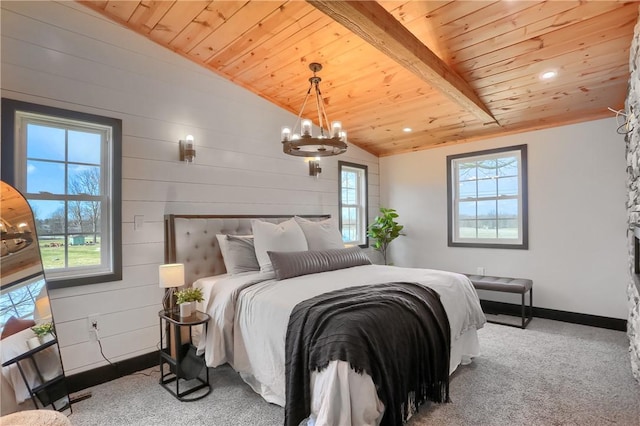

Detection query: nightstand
xmin=158 ymin=309 xmax=211 ymax=401
xmin=1 ymin=337 xmax=71 ymax=412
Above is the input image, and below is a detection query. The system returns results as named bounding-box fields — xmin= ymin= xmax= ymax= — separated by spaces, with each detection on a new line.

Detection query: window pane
xmin=497 ymin=157 xmax=518 ymax=177
xmin=497 ymin=199 xmax=518 ymax=219
xmin=477 ymin=178 xmax=496 ymax=198
xmin=477 ymin=200 xmax=496 ymax=219
xmin=68 ymin=165 xmax=101 ymax=196
xmin=26 ymin=124 xmax=65 ymax=161
xmin=458 ymin=220 xmax=477 ymax=238
xmin=459 ymin=180 xmax=476 ymax=199
xmin=498 ymin=219 xmax=519 ymax=239
xmin=497 ymin=176 xmax=518 ymax=196
xmin=28 ymin=200 xmax=65 ymax=235
xmin=40 ymin=235 xmax=66 ymax=269
xmin=26 ymin=160 xmax=65 ymax=194
xmin=478 ymin=220 xmax=497 ymax=238
xmin=345 ymin=188 xmax=356 ymax=204
xmin=477 ymin=159 xmax=497 ymax=179
xmin=459 ymin=201 xmax=476 ymax=219
xmin=68 ymin=201 xmax=101 ymax=233
xmin=458 ymin=162 xmax=476 ymax=182
xmin=342 ymin=225 xmax=355 ymax=242
xmin=68 ymin=235 xmax=101 ymax=267
xmin=68 ymin=130 xmax=101 ymax=164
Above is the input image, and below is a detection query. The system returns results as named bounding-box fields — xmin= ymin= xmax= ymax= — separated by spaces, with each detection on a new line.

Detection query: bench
xmin=464 ymin=274 xmax=533 ymax=329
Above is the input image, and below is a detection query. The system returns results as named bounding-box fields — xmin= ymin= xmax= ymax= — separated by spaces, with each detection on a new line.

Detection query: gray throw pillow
xmin=267 ymin=246 xmax=371 ymax=280
xmin=224 ymin=235 xmax=260 ymax=274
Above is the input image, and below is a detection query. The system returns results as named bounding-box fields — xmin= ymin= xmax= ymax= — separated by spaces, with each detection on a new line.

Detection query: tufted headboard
xmin=164 ymin=214 xmax=331 ymax=286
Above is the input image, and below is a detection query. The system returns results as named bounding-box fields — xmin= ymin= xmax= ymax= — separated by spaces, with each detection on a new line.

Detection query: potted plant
xmin=175 ymin=287 xmax=204 ymax=317
xmin=367 ymin=207 xmax=405 ymax=265
xmin=30 ymin=322 xmax=55 ymax=348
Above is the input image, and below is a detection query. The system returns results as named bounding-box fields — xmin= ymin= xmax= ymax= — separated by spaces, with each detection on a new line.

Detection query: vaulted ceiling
xmin=78 ymin=1 xmax=637 ymax=157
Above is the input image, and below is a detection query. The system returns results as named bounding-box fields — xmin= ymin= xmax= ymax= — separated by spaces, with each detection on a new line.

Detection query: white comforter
xmin=194 ymin=265 xmax=486 ymax=423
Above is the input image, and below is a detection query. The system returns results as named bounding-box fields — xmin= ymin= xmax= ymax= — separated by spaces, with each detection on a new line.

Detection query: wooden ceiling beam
xmin=307 ymin=0 xmax=498 ymax=125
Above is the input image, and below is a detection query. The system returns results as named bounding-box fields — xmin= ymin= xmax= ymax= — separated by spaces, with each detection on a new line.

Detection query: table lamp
xmin=159 ymin=263 xmax=184 ymax=312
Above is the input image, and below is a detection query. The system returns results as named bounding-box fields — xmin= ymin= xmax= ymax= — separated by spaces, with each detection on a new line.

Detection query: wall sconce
xmin=309 ymin=159 xmax=322 ymax=177
xmin=179 ymin=135 xmax=196 ymax=164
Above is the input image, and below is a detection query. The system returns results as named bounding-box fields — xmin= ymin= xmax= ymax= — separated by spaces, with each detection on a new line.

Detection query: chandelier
xmin=281 ymin=63 xmax=348 ymax=157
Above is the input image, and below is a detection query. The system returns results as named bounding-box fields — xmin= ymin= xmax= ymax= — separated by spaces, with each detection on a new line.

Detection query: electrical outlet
xmin=134 ymin=215 xmax=144 ymax=231
xmin=476 ymin=267 xmax=485 ymax=275
xmin=87 ymin=315 xmax=100 ymax=341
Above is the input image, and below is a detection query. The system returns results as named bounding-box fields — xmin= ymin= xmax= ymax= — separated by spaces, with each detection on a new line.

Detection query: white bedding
xmin=194 ymin=264 xmax=486 ymax=424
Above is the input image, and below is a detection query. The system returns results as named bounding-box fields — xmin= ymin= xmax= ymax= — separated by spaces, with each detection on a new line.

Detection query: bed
xmin=165 ymin=214 xmax=486 ymax=425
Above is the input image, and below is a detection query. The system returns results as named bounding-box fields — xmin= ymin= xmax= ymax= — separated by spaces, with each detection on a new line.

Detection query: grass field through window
xmin=459 ymin=227 xmax=519 ymax=239
xmin=39 ymin=239 xmax=101 ymax=269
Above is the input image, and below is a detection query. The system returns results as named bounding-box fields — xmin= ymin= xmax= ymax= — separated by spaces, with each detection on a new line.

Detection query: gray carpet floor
xmin=67 ymin=319 xmax=640 ymax=425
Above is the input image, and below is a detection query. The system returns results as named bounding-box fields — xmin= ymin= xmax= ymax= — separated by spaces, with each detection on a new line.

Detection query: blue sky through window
xmin=26 ymin=124 xmax=102 ymax=218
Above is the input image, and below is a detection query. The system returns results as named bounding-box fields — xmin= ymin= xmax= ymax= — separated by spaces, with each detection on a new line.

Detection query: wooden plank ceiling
xmin=79 ymin=1 xmax=637 ymax=157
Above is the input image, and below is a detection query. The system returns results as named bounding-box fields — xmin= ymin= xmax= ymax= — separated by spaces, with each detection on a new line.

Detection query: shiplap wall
xmin=0 ymin=1 xmax=379 ymax=375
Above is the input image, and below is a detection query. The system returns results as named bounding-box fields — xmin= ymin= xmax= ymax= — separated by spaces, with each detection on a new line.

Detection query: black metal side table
xmin=1 ymin=337 xmax=71 ymax=412
xmin=158 ymin=309 xmax=211 ymax=401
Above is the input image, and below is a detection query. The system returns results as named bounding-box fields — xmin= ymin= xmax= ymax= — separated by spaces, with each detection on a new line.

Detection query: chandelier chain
xmin=292 ymin=82 xmax=314 ymax=135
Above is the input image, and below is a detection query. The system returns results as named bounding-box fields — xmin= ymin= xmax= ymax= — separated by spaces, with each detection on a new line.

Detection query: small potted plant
xmin=30 ymin=322 xmax=55 ymax=348
xmin=174 ymin=287 xmax=204 ymax=317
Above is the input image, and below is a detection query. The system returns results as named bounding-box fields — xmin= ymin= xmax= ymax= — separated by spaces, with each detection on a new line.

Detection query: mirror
xmin=0 ymin=181 xmax=70 ymax=415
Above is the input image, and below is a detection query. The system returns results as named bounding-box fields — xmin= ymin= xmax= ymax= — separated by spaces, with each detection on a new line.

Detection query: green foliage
xmin=175 ymin=287 xmax=204 ymax=305
xmin=31 ymin=322 xmax=54 ymax=337
xmin=366 ymin=207 xmax=404 ymax=265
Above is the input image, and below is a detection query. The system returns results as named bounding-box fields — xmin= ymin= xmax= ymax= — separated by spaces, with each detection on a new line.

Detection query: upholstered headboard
xmin=164 ymin=214 xmax=331 ymax=286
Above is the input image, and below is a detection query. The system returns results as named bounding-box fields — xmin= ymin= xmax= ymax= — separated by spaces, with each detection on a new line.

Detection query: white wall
xmin=381 ymin=118 xmax=628 ymax=319
xmin=0 ymin=1 xmax=379 ymax=375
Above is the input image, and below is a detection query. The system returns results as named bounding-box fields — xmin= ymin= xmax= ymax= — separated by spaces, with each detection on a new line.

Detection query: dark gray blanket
xmin=284 ymin=282 xmax=450 ymax=426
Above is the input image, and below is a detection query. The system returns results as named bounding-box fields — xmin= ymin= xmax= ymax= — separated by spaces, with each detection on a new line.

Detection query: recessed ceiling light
xmin=403 ymin=127 xmax=412 ymax=133
xmin=540 ymin=70 xmax=557 ymax=80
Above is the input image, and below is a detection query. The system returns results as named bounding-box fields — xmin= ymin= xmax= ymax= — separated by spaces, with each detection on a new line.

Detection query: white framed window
xmin=447 ymin=145 xmax=528 ymax=249
xmin=339 ymin=161 xmax=368 ymax=247
xmin=1 ymin=99 xmax=122 ymax=288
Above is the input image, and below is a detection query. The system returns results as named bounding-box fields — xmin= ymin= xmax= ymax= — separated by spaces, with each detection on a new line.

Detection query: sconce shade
xmin=309 ymin=160 xmax=322 ymax=177
xmin=159 ymin=263 xmax=184 ymax=288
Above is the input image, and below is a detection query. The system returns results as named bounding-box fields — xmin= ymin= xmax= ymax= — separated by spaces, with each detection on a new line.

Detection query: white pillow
xmin=251 ymin=218 xmax=308 ymax=272
xmin=294 ymin=216 xmax=345 ymax=251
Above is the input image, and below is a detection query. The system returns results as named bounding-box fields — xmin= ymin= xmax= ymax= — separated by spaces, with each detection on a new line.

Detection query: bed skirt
xmin=238 ymin=328 xmax=480 ymax=426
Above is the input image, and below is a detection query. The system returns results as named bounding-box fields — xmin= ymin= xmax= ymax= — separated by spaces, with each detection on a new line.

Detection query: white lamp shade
xmin=34 ymin=297 xmax=52 ymax=321
xmin=159 ymin=263 xmax=184 ymax=288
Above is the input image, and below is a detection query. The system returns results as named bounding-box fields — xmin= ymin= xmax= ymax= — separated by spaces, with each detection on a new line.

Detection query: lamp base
xmin=162 ymin=288 xmax=176 ymax=313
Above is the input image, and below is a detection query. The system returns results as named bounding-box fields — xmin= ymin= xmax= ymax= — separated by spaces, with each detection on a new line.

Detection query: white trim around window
xmin=447 ymin=144 xmax=528 ymax=249
xmin=338 ymin=161 xmax=368 ymax=247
